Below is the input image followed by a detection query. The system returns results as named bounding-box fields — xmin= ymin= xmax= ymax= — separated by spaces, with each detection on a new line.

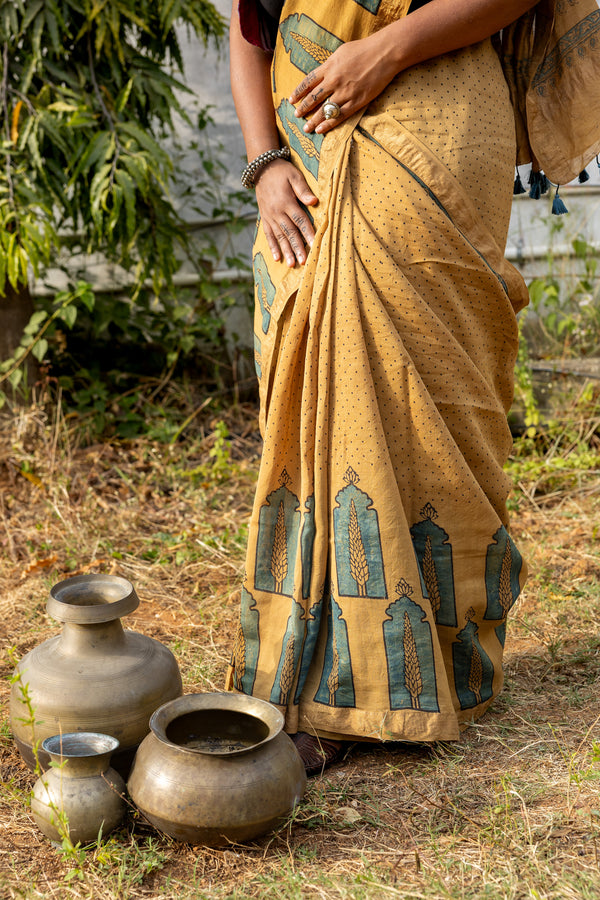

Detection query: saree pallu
xmin=228 ymin=0 xmax=534 ymax=742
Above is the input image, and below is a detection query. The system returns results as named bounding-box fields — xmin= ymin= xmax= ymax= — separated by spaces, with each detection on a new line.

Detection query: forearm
xmin=229 ymin=2 xmax=280 ymax=160
xmin=381 ymin=0 xmax=539 ymax=73
xmin=292 ymin=0 xmax=540 ymax=133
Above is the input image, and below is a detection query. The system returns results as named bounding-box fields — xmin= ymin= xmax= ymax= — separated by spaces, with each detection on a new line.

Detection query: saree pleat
xmin=228 ymin=1 xmax=540 ymax=742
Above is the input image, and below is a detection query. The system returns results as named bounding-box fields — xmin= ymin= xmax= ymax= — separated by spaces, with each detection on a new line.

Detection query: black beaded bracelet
xmin=241 ymin=147 xmax=291 ymax=189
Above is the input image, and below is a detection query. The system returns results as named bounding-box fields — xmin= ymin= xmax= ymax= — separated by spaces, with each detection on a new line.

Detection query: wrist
xmin=241 ymin=147 xmax=291 ymax=189
xmin=375 ymin=20 xmax=413 ymax=75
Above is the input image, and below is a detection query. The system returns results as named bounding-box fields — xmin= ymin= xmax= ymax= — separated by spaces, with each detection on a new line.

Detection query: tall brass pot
xmin=128 ymin=692 xmax=307 ymax=846
xmin=10 ymin=574 xmax=183 ymax=776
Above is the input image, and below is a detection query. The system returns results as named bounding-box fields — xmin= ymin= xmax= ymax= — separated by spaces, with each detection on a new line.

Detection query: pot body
xmin=10 ymin=575 xmax=182 ymax=776
xmin=31 ymin=733 xmax=126 ymax=844
xmin=128 ymin=693 xmax=307 ymax=846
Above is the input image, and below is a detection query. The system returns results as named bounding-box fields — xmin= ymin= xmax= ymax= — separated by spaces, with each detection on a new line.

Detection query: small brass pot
xmin=31 ymin=732 xmax=126 ymax=844
xmin=128 ymin=693 xmax=307 ymax=846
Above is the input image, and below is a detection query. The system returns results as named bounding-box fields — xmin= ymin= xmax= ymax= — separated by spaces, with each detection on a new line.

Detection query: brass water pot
xmin=10 ymin=574 xmax=183 ymax=775
xmin=31 ymin=732 xmax=126 ymax=844
xmin=128 ymin=692 xmax=307 ymax=846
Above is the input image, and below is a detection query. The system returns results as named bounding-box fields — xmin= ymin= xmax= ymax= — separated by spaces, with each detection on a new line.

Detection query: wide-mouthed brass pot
xmin=127 ymin=692 xmax=307 ymax=846
xmin=10 ymin=574 xmax=182 ymax=776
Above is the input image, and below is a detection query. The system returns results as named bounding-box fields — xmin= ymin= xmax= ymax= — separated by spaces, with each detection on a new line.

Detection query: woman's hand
xmin=290 ymin=0 xmax=541 ymax=135
xmin=254 ymin=160 xmax=318 ymax=267
xmin=290 ymin=33 xmax=398 ymax=136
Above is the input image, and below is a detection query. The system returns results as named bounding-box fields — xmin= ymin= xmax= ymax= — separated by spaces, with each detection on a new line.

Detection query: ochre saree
xmin=227 ymin=0 xmax=600 ymax=742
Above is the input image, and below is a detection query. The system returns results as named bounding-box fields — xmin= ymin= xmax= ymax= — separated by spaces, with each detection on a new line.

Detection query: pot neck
xmin=58 ymin=619 xmax=127 ymax=656
xmin=46 ymin=751 xmax=112 ymax=777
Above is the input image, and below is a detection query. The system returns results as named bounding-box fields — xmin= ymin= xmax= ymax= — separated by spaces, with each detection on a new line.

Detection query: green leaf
xmin=75 ymin=282 xmax=96 ymax=312
xmin=21 ymin=0 xmax=44 ymax=33
xmin=47 ymin=101 xmax=79 ymax=113
xmin=116 ymin=78 xmax=134 ymax=114
xmin=23 ymin=309 xmax=48 ymax=334
xmin=31 ymin=338 xmax=49 ymax=362
xmin=70 ymin=132 xmax=114 ymax=183
xmin=8 ymin=369 xmax=23 ymax=390
xmin=117 ymin=121 xmax=166 ymax=163
xmin=58 ymin=305 xmax=78 ymax=329
xmin=115 ymin=168 xmax=136 ymax=237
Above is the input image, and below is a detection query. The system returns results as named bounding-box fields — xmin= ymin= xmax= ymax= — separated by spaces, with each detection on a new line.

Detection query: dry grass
xmin=1 ymin=400 xmax=600 ymax=899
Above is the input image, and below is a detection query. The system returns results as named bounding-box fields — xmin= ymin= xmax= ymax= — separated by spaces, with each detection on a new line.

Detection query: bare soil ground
xmin=1 ymin=402 xmax=599 ymax=899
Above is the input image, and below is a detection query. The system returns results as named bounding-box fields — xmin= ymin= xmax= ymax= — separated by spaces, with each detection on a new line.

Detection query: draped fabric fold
xmin=227 ymin=0 xmax=595 ymax=742
xmin=497 ymin=0 xmax=600 ymax=183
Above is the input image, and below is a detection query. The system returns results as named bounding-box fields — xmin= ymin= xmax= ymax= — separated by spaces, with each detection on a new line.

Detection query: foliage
xmin=0 ymin=0 xmax=225 ymax=297
xmin=513 ymin=314 xmax=540 ymax=439
xmin=0 ymin=0 xmax=257 ymax=425
xmin=507 ymin=378 xmax=600 ymax=505
xmin=524 ymin=224 xmax=600 ymax=359
xmin=513 ymin=223 xmax=600 ymax=442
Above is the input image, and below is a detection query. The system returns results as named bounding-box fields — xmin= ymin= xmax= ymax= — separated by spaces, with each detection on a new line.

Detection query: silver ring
xmin=323 ymin=99 xmax=341 ymax=120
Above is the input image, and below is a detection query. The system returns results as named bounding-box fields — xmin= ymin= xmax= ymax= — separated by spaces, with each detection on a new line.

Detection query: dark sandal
xmin=291 ymin=732 xmax=345 ymax=776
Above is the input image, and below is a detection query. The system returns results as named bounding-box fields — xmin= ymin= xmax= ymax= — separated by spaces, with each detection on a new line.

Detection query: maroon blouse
xmin=238 ymin=0 xmax=282 ymax=51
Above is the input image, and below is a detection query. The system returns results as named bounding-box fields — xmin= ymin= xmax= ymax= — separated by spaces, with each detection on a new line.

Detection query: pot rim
xmin=149 ymin=692 xmax=285 ymax=758
xmin=48 ymin=574 xmax=139 ymax=624
xmin=42 ymin=732 xmax=120 ymax=759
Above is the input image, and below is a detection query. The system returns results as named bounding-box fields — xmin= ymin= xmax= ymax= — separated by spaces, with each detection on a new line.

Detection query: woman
xmin=227 ymin=0 xmax=600 ymax=773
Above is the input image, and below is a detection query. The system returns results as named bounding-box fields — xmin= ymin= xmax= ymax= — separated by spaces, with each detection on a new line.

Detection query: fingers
xmin=291 ymin=97 xmax=350 ymax=136
xmin=310 ymin=100 xmax=350 ymax=135
xmin=289 ymin=68 xmax=323 ymax=107
xmin=265 ymin=218 xmax=308 ymax=267
xmin=291 ymin=83 xmax=328 ymax=119
xmin=255 ymin=163 xmax=317 ymax=267
xmin=289 ymin=64 xmax=350 ymax=135
xmin=289 ymin=39 xmax=385 ymax=134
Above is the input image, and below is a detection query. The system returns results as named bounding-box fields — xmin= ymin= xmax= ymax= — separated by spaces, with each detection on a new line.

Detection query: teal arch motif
xmin=279 ymin=14 xmax=343 ymax=74
xmin=452 ymin=611 xmax=494 ymax=710
xmin=293 ymin=595 xmax=325 ymax=704
xmin=484 ymin=526 xmax=523 ymax=625
xmin=333 ymin=468 xmax=386 ymax=598
xmin=314 ymin=596 xmax=355 ymax=707
xmin=276 ymin=99 xmax=323 ymax=181
xmin=254 ymin=472 xmax=301 ymax=597
xmin=383 ymin=580 xmax=439 ymax=712
xmin=253 ymin=333 xmax=262 ymax=379
xmin=233 ymin=586 xmax=260 ymax=694
xmin=301 ymin=494 xmax=315 ymax=599
xmin=495 ymin=621 xmax=507 ymax=648
xmin=253 ymin=251 xmax=274 ymax=335
xmin=269 ymin=599 xmax=306 ymax=706
xmin=410 ymin=503 xmax=457 ymax=627
xmin=352 ymin=0 xmax=382 ymax=12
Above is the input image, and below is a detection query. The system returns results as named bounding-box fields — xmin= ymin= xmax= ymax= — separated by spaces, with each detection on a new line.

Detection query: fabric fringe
xmin=552 ymin=186 xmax=568 ymax=216
xmin=513 ymin=169 xmax=526 ymax=195
xmin=528 ymin=170 xmax=549 ymax=199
